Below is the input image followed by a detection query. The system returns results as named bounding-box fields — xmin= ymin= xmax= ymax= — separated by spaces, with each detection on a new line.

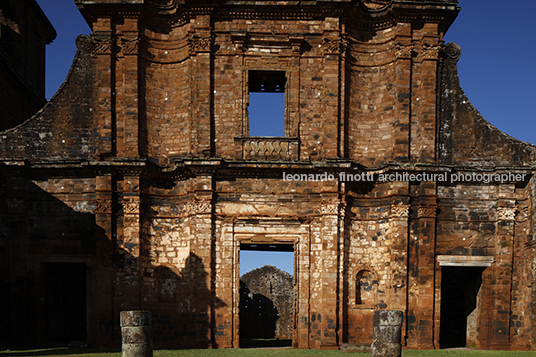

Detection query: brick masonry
xmin=0 ymin=0 xmax=536 ymax=351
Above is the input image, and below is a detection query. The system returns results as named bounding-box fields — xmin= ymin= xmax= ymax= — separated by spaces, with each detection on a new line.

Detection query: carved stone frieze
xmin=188 ymin=34 xmax=213 ymax=55
xmin=92 ymin=38 xmax=113 ymax=55
xmin=187 ymin=198 xmax=212 ymax=215
xmin=497 ymin=207 xmax=516 ymax=221
xmin=395 ymin=41 xmax=414 ymax=59
xmin=418 ymin=205 xmax=437 ymax=218
xmin=119 ymin=38 xmax=140 ymax=55
xmin=322 ymin=37 xmax=347 ymax=55
xmin=422 ymin=44 xmax=441 ymax=60
xmin=123 ymin=197 xmax=140 ymax=215
xmin=390 ymin=204 xmax=410 ymax=218
xmin=95 ymin=198 xmax=112 ymax=214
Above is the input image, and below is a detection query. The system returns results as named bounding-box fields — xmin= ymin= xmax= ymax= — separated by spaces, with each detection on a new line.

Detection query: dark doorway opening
xmin=239 ymin=243 xmax=294 ymax=349
xmin=440 ymin=266 xmax=484 ymax=349
xmin=45 ymin=263 xmax=87 ymax=344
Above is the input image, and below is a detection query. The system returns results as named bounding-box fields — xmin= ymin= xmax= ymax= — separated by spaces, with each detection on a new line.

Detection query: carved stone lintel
xmin=95 ymin=198 xmax=112 ymax=214
xmin=497 ymin=207 xmax=516 ymax=221
xmin=187 ymin=199 xmax=212 ymax=215
xmin=418 ymin=205 xmax=437 ymax=218
xmin=390 ymin=204 xmax=410 ymax=218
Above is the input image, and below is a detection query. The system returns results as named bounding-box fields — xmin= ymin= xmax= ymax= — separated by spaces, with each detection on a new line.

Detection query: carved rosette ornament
xmin=187 ymin=199 xmax=212 ymax=215
xmin=123 ymin=197 xmax=140 ymax=215
xmin=188 ymin=35 xmax=213 ymax=55
xmin=95 ymin=198 xmax=112 ymax=214
xmin=390 ymin=204 xmax=410 ymax=218
xmin=75 ymin=34 xmax=95 ymax=52
xmin=441 ymin=42 xmax=462 ymax=65
xmin=418 ymin=205 xmax=437 ymax=219
xmin=497 ymin=207 xmax=516 ymax=221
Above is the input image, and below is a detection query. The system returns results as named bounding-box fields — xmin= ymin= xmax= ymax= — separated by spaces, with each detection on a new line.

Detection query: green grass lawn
xmin=2 ymin=348 xmax=536 ymax=357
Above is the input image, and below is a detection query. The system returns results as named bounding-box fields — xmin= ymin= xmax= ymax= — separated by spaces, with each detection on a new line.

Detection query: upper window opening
xmin=248 ymin=70 xmax=286 ymax=137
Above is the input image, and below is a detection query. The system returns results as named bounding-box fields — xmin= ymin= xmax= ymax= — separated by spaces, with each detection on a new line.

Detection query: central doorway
xmin=239 ymin=243 xmax=294 ymax=348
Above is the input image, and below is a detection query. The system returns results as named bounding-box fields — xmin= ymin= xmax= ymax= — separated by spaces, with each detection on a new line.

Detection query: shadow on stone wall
xmin=239 ymin=280 xmax=279 ymax=339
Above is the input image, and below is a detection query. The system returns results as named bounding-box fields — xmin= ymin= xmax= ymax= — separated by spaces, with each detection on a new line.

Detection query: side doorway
xmin=439 ymin=266 xmax=485 ymax=349
xmin=44 ymin=263 xmax=87 ymax=344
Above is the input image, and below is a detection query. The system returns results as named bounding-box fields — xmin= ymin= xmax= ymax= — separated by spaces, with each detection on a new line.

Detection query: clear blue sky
xmin=36 ymin=0 xmax=536 ymax=276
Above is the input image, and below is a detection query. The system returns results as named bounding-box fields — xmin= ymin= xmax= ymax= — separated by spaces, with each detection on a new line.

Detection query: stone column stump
xmin=371 ymin=310 xmax=403 ymax=357
xmin=120 ymin=310 xmax=153 ymax=357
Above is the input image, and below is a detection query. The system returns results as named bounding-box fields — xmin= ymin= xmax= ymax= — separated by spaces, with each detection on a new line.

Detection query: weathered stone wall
xmin=0 ymin=0 xmax=535 ymax=351
xmin=240 ymin=265 xmax=294 ymax=340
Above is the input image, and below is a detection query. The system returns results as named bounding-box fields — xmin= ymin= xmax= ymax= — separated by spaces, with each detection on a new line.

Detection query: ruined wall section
xmin=438 ymin=43 xmax=536 ymax=167
xmin=136 ymin=178 xmax=206 ymax=347
xmin=435 ymin=183 xmax=528 ymax=349
xmin=344 ymin=181 xmax=410 ymax=345
xmin=211 ymin=17 xmax=339 ymax=162
xmin=0 ymin=175 xmax=99 ymax=345
xmin=0 ymin=47 xmax=97 ymax=161
xmin=348 ymin=27 xmax=399 ymax=166
xmin=143 ymin=24 xmax=192 ymax=162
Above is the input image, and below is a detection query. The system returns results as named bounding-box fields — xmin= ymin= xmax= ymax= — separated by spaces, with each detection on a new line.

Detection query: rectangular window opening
xmin=248 ymin=70 xmax=286 ymax=137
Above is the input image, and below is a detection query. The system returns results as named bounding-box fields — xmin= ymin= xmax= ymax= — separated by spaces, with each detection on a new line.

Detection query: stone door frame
xmin=435 ymin=255 xmax=494 ymax=349
xmin=229 ymin=218 xmax=310 ymax=348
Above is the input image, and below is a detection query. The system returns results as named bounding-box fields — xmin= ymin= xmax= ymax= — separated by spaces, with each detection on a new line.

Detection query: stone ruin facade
xmin=240 ymin=265 xmax=294 ymax=340
xmin=1 ymin=0 xmax=536 ymax=351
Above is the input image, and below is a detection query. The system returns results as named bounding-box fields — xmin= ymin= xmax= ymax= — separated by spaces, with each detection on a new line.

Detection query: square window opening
xmin=248 ymin=70 xmax=286 ymax=137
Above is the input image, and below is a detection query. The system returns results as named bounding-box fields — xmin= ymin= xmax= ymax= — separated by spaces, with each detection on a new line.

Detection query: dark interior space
xmin=440 ymin=266 xmax=484 ymax=349
xmin=45 ymin=263 xmax=87 ymax=344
